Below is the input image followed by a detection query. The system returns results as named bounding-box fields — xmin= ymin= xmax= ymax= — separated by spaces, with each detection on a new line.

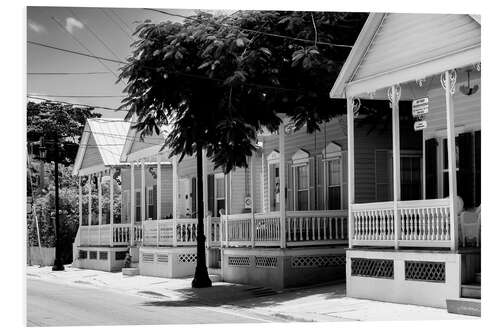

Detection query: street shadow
xmin=141 ymin=281 xmax=346 ymax=309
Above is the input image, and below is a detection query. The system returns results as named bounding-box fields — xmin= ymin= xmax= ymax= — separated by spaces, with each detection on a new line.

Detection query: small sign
xmin=412 ymin=97 xmax=429 ymax=117
xmin=414 ymin=120 xmax=427 ymax=131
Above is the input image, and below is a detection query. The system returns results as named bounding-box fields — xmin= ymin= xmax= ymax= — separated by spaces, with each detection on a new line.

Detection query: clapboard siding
xmin=354 ymin=14 xmax=480 ymax=81
xmin=424 ymin=77 xmax=481 ymax=138
xmin=129 ymin=132 xmax=164 ymax=154
xmin=81 ymin=133 xmax=104 ymax=169
xmin=230 ymin=167 xmax=247 ymax=214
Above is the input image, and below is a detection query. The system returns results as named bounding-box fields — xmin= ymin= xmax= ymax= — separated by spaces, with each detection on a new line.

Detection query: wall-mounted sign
xmin=412 ymin=97 xmax=429 ymax=117
xmin=414 ymin=120 xmax=427 ymax=131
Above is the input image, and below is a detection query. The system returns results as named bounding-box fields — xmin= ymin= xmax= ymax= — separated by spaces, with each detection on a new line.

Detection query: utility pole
xmin=52 ymin=133 xmax=64 ymax=271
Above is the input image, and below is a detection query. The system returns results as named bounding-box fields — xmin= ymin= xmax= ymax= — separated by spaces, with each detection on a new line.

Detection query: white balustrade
xmin=225 ymin=213 xmax=252 ymax=246
xmin=209 ymin=217 xmax=221 ymax=246
xmin=352 ymin=201 xmax=395 ymax=245
xmin=175 ymin=218 xmax=198 ymax=245
xmin=286 ymin=210 xmax=348 ymax=246
xmin=112 ymin=224 xmax=130 ymax=246
xmin=254 ymin=212 xmax=281 ymax=245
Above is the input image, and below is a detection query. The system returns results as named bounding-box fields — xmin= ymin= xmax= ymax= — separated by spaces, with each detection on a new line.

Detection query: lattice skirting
xmin=291 ymin=255 xmax=346 ymax=268
xmin=228 ymin=256 xmax=251 ymax=266
xmin=405 ymin=261 xmax=446 ymax=282
xmin=177 ymin=253 xmax=197 ymax=264
xmin=351 ymin=258 xmax=394 ymax=278
xmin=255 ymin=256 xmax=278 ymax=268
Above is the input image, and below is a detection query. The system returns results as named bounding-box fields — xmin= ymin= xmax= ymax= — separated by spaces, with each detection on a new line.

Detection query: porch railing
xmin=221 ymin=210 xmax=348 ymax=248
xmin=351 ymin=198 xmax=454 ymax=248
xmin=78 ymin=223 xmax=142 ymax=247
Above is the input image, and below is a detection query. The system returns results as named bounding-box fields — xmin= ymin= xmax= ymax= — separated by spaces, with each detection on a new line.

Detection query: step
xmin=461 ymin=284 xmax=481 ymax=299
xmin=122 ymin=267 xmax=140 ymax=276
xmin=446 ymin=298 xmax=481 ymax=317
xmin=209 ymin=274 xmax=222 ymax=283
xmin=475 ymin=272 xmax=481 ymax=284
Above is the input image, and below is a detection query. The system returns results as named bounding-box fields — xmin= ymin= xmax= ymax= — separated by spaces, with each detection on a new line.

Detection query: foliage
xmin=27 ymin=101 xmax=101 ymax=165
xmin=118 ymin=10 xmax=367 ymax=173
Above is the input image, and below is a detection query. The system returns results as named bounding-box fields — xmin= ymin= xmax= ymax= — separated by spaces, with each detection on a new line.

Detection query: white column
xmin=172 ymin=156 xmax=178 ymax=219
xmin=78 ymin=176 xmax=82 ymax=226
xmin=422 ymin=135 xmax=426 ymax=199
xmin=98 ymin=172 xmax=102 ymax=245
xmin=391 ymin=85 xmax=401 ymax=250
xmin=202 ymin=149 xmax=209 ymax=217
xmin=250 ymin=154 xmax=255 ymax=248
xmin=141 ymin=160 xmax=146 ymax=223
xmin=445 ymin=70 xmax=458 ymax=251
xmin=261 ymin=150 xmax=266 ymax=213
xmin=347 ymin=98 xmax=355 ymax=249
xmin=278 ymin=122 xmax=286 ymax=248
xmin=156 ymin=154 xmax=162 ymax=220
xmin=109 ymin=168 xmax=114 ymax=246
xmin=130 ymin=163 xmax=135 ymax=246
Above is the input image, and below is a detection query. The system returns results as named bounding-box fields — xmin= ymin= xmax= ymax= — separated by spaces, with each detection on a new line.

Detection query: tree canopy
xmin=119 ymin=10 xmax=367 ymax=174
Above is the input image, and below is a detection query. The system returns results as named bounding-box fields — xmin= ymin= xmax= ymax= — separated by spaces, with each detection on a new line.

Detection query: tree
xmin=119 ymin=10 xmax=367 ymax=287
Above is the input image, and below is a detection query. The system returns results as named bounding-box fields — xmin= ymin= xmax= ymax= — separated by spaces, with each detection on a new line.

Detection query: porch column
xmin=347 ymin=98 xmax=355 ymax=248
xmin=109 ymin=168 xmax=114 ymax=246
xmin=391 ymin=85 xmax=402 ymax=250
xmin=98 ymin=172 xmax=102 ymax=245
xmin=156 ymin=154 xmax=162 ymax=220
xmin=78 ymin=176 xmax=82 ymax=226
xmin=279 ymin=122 xmax=286 ymax=248
xmin=156 ymin=154 xmax=161 ymax=247
xmin=444 ymin=70 xmax=458 ymax=251
xmin=202 ymin=149 xmax=209 ymax=217
xmin=130 ymin=162 xmax=135 ymax=246
xmin=141 ymin=160 xmax=146 ymax=223
xmin=172 ymin=156 xmax=178 ymax=219
xmin=250 ymin=154 xmax=255 ymax=247
xmin=261 ymin=150 xmax=266 ymax=213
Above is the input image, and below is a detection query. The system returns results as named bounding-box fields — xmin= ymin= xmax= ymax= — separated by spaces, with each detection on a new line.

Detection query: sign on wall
xmin=414 ymin=120 xmax=427 ymax=131
xmin=412 ymin=97 xmax=429 ymax=117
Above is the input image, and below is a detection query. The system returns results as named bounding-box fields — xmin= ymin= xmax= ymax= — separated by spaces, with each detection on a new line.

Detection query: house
xmin=72 ymin=118 xmax=132 ymax=271
xmin=330 ymin=13 xmax=481 ymax=313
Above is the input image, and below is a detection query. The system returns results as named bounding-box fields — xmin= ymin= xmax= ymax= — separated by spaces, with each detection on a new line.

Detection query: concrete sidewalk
xmin=26 ymin=265 xmax=474 ymax=322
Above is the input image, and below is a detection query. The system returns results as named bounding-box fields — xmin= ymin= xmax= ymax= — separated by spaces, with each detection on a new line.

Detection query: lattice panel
xmin=156 ymin=254 xmax=169 ymax=263
xmin=255 ymin=256 xmax=278 ymax=268
xmin=79 ymin=250 xmax=87 ymax=259
xmin=351 ymin=258 xmax=394 ymax=278
xmin=405 ymin=261 xmax=445 ymax=282
xmin=89 ymin=251 xmax=97 ymax=260
xmin=142 ymin=252 xmax=155 ymax=262
xmin=99 ymin=251 xmax=108 ymax=260
xmin=177 ymin=253 xmax=197 ymax=264
xmin=291 ymin=255 xmax=346 ymax=268
xmin=115 ymin=251 xmax=127 ymax=260
xmin=228 ymin=256 xmax=251 ymax=266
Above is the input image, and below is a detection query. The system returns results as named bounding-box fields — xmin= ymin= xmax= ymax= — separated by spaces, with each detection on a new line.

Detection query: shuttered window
xmin=326 ymin=159 xmax=341 ymax=210
xmin=135 ymin=190 xmax=141 ymax=222
xmin=215 ymin=174 xmax=225 ymax=216
xmin=147 ymin=187 xmax=155 ymax=219
xmin=296 ymin=165 xmax=309 ymax=211
xmin=375 ymin=150 xmax=392 ymax=201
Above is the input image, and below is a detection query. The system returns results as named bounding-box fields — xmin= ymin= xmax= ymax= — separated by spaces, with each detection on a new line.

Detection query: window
xmin=296 ymin=165 xmax=309 ymax=210
xmin=215 ymin=174 xmax=225 ymax=216
xmin=147 ymin=187 xmax=154 ymax=219
xmin=267 ymin=150 xmax=280 ymax=212
xmin=325 ymin=159 xmax=341 ymax=210
xmin=135 ymin=190 xmax=141 ymax=222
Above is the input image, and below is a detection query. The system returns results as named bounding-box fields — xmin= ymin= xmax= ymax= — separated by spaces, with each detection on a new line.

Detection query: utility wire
xmin=27 ymin=95 xmax=128 ymax=112
xmin=143 ymin=8 xmax=354 ymax=49
xmin=28 ymin=71 xmax=111 ymax=75
xmin=51 ymin=16 xmax=120 ymax=79
xmin=101 ymin=8 xmax=134 ymax=42
xmin=29 ymin=94 xmax=126 ymax=98
xmin=109 ymin=8 xmax=134 ymax=34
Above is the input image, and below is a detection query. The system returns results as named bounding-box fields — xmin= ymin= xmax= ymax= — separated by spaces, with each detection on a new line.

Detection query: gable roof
xmin=330 ymin=13 xmax=481 ymax=99
xmin=120 ymin=119 xmax=172 ymax=163
xmin=72 ymin=118 xmax=131 ymax=176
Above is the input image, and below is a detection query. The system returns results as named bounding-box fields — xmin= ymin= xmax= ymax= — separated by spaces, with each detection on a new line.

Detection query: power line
xmin=101 ymin=8 xmax=134 ymax=42
xmin=108 ymin=8 xmax=134 ymax=34
xmin=27 ymin=95 xmax=128 ymax=112
xmin=28 ymin=71 xmax=111 ymax=75
xmin=143 ymin=8 xmax=354 ymax=49
xmin=29 ymin=94 xmax=126 ymax=98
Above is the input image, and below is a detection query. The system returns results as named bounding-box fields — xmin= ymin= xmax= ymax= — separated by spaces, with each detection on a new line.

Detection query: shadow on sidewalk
xmin=141 ymin=281 xmax=346 ymax=309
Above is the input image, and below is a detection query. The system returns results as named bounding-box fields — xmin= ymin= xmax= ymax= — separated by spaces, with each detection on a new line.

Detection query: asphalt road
xmin=27 ymin=279 xmax=277 ymax=326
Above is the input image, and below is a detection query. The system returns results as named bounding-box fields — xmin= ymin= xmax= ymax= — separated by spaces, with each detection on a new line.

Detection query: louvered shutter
xmin=474 ymin=131 xmax=481 ymax=206
xmin=458 ymin=133 xmax=474 ymax=209
xmin=208 ymin=174 xmax=214 ymax=216
xmin=309 ymin=157 xmax=315 ymax=210
xmin=152 ymin=185 xmax=158 ymax=220
xmin=287 ymin=162 xmax=293 ymax=210
xmin=191 ymin=177 xmax=197 ymax=216
xmin=317 ymin=155 xmax=324 ymax=210
xmin=425 ymin=139 xmax=438 ymax=199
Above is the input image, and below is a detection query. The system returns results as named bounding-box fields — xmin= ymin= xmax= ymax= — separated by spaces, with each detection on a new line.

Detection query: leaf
xmin=235 ymin=38 xmax=244 ymax=47
xmin=198 ymin=61 xmax=212 ymax=70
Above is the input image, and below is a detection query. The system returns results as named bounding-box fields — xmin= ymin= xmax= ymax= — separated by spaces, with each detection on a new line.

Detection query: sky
xmin=27 ymin=7 xmax=232 ymax=118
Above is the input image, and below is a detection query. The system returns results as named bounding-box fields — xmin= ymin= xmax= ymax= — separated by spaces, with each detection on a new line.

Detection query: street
xmin=27 ymin=278 xmax=279 ymax=326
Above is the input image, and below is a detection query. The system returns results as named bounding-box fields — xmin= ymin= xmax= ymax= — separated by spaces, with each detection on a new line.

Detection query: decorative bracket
xmin=387 ymin=84 xmax=401 ymax=107
xmin=474 ymin=62 xmax=481 ymax=72
xmin=351 ymin=97 xmax=361 ymax=118
xmin=440 ymin=69 xmax=457 ymax=95
xmin=416 ymin=77 xmax=426 ymax=87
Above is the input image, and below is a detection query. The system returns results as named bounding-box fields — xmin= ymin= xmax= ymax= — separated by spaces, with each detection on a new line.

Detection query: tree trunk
xmin=191 ymin=144 xmax=212 ymax=288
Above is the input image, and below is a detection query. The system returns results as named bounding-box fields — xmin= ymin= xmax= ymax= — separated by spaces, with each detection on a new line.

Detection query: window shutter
xmin=425 ymin=138 xmax=438 ymax=199
xmin=208 ymin=174 xmax=214 ymax=216
xmin=287 ymin=162 xmax=293 ymax=210
xmin=191 ymin=177 xmax=197 ymax=216
xmin=153 ymin=185 xmax=158 ymax=220
xmin=309 ymin=157 xmax=315 ymax=210
xmin=375 ymin=150 xmax=391 ymax=201
xmin=474 ymin=131 xmax=481 ymax=206
xmin=317 ymin=155 xmax=324 ymax=210
xmin=458 ymin=132 xmax=474 ymax=209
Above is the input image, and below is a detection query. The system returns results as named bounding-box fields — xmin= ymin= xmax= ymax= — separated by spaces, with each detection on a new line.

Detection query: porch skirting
xmin=222 ymin=246 xmax=346 ymax=289
xmin=73 ymin=246 xmax=129 ymax=272
xmin=139 ymin=246 xmax=198 ymax=278
xmin=346 ymin=248 xmax=462 ymax=308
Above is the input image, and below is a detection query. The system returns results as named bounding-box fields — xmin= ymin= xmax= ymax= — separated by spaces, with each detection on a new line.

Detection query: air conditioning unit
xmin=244 ymin=196 xmax=252 ymax=209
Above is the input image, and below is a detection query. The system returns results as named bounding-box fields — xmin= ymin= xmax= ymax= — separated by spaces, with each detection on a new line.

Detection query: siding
xmin=354 ymin=14 xmax=480 ymax=81
xmin=129 ymin=131 xmax=164 ymax=154
xmin=81 ymin=133 xmax=104 ymax=169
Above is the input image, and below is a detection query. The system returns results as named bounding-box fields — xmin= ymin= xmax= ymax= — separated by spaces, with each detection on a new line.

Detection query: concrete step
xmin=475 ymin=272 xmax=481 ymax=284
xmin=446 ymin=298 xmax=481 ymax=317
xmin=122 ymin=267 xmax=140 ymax=276
xmin=209 ymin=274 xmax=222 ymax=283
xmin=244 ymin=286 xmax=278 ymax=298
xmin=130 ymin=262 xmax=139 ymax=268
xmin=461 ymin=284 xmax=481 ymax=299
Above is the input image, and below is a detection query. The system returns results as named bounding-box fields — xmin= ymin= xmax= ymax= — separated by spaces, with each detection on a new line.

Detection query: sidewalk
xmin=26 ymin=265 xmax=474 ymax=322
